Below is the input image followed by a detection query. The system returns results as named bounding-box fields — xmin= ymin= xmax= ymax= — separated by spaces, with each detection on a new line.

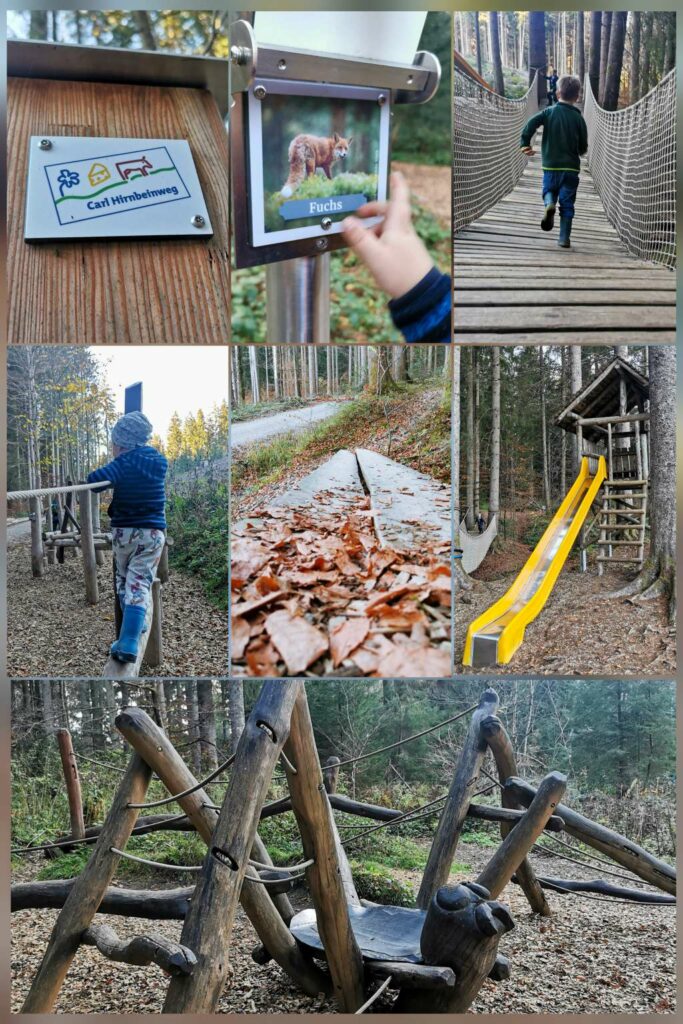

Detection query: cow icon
xmin=88 ymin=162 xmax=111 ymax=187
xmin=116 ymin=155 xmax=153 ymax=181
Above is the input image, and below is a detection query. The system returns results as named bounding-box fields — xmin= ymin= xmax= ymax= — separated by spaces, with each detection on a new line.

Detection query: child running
xmin=519 ymin=74 xmax=588 ymax=249
xmin=87 ymin=411 xmax=168 ymax=663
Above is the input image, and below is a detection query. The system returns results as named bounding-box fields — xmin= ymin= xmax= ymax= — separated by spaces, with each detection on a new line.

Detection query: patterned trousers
xmin=112 ymin=527 xmax=165 ymax=611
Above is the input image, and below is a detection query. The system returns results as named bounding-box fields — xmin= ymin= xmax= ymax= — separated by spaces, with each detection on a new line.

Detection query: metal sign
xmin=25 ymin=136 xmax=213 ymax=241
xmin=124 ymin=382 xmax=143 ymax=413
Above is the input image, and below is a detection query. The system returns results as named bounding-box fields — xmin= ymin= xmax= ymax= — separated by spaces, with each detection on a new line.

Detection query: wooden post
xmin=29 ymin=495 xmax=43 ymax=577
xmin=163 ymin=681 xmax=322 ymax=1013
xmin=144 ymin=579 xmax=163 ymax=668
xmin=91 ymin=491 xmax=105 ymax=566
xmin=55 ymin=729 xmax=85 ymax=842
xmin=78 ymin=489 xmax=98 ymax=605
xmin=481 ymin=715 xmax=551 ymax=916
xmin=506 ymin=778 xmax=676 ymax=895
xmin=322 ymin=755 xmax=341 ymax=794
xmin=417 ymin=689 xmax=499 ymax=910
xmin=115 ymin=703 xmax=326 ymax=1004
xmin=283 ymin=690 xmax=365 ymax=1011
xmin=477 ymin=772 xmax=567 ymax=898
xmin=158 ymin=540 xmax=170 ymax=583
xmin=398 ymin=883 xmax=514 ymax=1013
xmin=22 ymin=753 xmax=152 ymax=1013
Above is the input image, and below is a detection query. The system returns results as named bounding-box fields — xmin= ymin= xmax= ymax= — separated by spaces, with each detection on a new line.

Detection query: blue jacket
xmin=87 ymin=445 xmax=167 ymax=529
xmin=389 ymin=267 xmax=451 ymax=344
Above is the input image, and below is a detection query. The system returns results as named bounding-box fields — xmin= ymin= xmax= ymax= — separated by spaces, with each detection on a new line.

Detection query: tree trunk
xmin=570 ymin=346 xmax=582 ymax=475
xmin=490 ymin=12 xmax=505 ymax=95
xmin=474 ymin=12 xmax=483 ymax=75
xmin=132 ymin=12 xmax=157 ymax=50
xmin=598 ymin=12 xmax=613 ymax=103
xmin=488 ymin=347 xmax=500 ymax=525
xmin=367 ymin=347 xmax=394 ymax=395
xmin=629 ymin=12 xmax=641 ymax=102
xmin=603 ymin=12 xmax=627 ymax=111
xmin=528 ymin=12 xmax=546 ymax=103
xmin=576 ymin=12 xmax=585 ymax=86
xmin=228 ymin=679 xmax=246 ymax=753
xmin=640 ymin=14 xmax=653 ymax=99
xmin=588 ymin=12 xmax=602 ymax=98
xmin=539 ymin=347 xmax=551 ymax=511
xmin=197 ymin=681 xmax=218 ymax=772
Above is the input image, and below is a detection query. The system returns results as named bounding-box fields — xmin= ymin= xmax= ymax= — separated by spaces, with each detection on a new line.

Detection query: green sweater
xmin=520 ymin=102 xmax=588 ymax=172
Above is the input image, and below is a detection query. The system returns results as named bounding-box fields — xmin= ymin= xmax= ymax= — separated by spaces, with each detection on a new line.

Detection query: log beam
xmin=82 ymin=922 xmax=197 ymax=976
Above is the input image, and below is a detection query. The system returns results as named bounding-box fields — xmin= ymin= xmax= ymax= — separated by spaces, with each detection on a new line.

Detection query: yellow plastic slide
xmin=463 ymin=456 xmax=606 ymax=667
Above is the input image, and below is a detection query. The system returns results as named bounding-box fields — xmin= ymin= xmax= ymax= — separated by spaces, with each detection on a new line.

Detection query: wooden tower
xmin=555 ymin=356 xmax=650 ymax=573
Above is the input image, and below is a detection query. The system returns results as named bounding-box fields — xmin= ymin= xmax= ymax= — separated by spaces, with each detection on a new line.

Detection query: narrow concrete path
xmin=231 ymin=402 xmax=343 ymax=450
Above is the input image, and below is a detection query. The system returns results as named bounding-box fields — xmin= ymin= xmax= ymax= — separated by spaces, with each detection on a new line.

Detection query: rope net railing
xmin=583 ymin=69 xmax=676 ymax=269
xmin=454 ymin=67 xmax=539 ymax=233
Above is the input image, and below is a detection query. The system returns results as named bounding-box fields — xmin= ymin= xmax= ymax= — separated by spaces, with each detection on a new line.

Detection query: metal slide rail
xmin=584 ymin=69 xmax=676 ymax=269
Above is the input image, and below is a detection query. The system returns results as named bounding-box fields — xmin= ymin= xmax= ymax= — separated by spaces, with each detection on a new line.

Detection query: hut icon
xmin=88 ymin=162 xmax=111 ymax=187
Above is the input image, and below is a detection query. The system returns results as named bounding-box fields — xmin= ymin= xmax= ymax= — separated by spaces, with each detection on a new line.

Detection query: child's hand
xmin=341 ymin=171 xmax=434 ymax=300
xmin=521 ymin=146 xmax=535 ymax=156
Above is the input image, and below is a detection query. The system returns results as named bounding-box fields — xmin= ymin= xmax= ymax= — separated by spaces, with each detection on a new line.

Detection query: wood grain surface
xmin=8 ymin=77 xmax=230 ymax=344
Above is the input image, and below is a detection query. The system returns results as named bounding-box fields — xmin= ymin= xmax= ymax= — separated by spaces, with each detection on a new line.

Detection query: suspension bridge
xmin=453 ymin=66 xmax=676 ymax=344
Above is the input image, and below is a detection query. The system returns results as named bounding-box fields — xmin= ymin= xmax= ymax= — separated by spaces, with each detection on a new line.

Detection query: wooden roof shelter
xmin=555 ymin=357 xmax=649 ymax=444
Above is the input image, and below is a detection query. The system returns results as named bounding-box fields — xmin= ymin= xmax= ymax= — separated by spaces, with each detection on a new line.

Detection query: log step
xmin=606 ymin=479 xmax=648 ymax=487
xmin=596 ymin=556 xmax=643 ymax=563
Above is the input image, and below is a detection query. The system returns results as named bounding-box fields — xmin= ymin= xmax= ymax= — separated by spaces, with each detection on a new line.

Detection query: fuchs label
xmin=44 ymin=145 xmax=191 ymax=226
xmin=278 ymin=193 xmax=368 ymax=222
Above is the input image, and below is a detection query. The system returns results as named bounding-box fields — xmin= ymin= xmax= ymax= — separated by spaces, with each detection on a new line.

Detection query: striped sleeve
xmin=87 ymin=458 xmax=121 ymax=489
xmin=388 ymin=267 xmax=452 ymax=344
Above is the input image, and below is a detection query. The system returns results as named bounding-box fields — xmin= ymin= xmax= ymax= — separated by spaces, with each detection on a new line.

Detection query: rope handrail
xmin=127 ymin=753 xmax=236 ymax=809
xmin=454 ymin=66 xmax=539 ymax=233
xmin=584 ymin=69 xmax=675 ymax=269
xmin=355 ymin=975 xmax=392 ymax=1014
xmin=7 ymin=480 xmax=112 ymax=501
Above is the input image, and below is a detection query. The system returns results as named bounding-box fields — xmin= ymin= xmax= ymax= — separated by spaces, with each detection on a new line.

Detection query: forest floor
xmin=392 ymin=161 xmax=450 ymax=226
xmin=11 ymin=843 xmax=675 ymax=1014
xmin=6 ymin=539 xmax=227 ymax=678
xmin=455 ymin=551 xmax=675 ymax=676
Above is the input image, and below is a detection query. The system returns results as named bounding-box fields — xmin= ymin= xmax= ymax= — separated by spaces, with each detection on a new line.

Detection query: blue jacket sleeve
xmin=388 ymin=267 xmax=452 ymax=344
xmin=87 ymin=458 xmax=120 ymax=492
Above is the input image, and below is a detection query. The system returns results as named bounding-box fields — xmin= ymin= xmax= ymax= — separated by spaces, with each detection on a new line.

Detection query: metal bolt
xmin=254 ymin=84 xmax=267 ymax=100
xmin=191 ymin=215 xmax=206 ymax=229
xmin=315 ymin=238 xmax=328 ymax=251
xmin=38 ymin=138 xmax=52 ymax=150
xmin=230 ymin=45 xmax=250 ymax=66
xmin=321 ymin=217 xmax=332 ymax=231
xmin=378 ymin=93 xmax=387 ymax=106
xmin=406 ymin=74 xmax=414 ymax=85
xmin=278 ymin=59 xmax=287 ymax=71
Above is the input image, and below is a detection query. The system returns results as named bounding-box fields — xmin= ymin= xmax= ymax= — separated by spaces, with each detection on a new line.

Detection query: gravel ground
xmin=7 ymin=541 xmax=227 ymax=678
xmin=11 ymin=845 xmax=675 ymax=1014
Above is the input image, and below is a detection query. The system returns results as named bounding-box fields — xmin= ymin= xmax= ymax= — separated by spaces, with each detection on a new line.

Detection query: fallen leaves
xmin=231 ymin=500 xmax=451 ymax=678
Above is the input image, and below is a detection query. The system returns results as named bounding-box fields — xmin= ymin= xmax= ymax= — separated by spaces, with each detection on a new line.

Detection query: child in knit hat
xmin=88 ymin=411 xmax=168 ymax=663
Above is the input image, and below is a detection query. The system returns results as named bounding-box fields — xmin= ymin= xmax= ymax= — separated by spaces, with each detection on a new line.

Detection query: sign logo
xmin=44 ymin=145 xmax=191 ymax=226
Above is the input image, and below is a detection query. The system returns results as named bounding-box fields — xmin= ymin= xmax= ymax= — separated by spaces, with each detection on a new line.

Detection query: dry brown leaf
xmin=329 ymin=616 xmax=371 ymax=667
xmin=265 ymin=609 xmax=329 ymax=675
xmin=231 ymin=616 xmax=251 ymax=660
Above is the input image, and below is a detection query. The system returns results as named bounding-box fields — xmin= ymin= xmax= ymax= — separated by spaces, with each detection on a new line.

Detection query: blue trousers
xmin=542 ymin=170 xmax=580 ymax=220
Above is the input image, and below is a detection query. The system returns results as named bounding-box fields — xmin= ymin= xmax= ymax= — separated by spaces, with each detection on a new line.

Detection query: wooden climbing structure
xmin=15 ymin=685 xmax=676 ymax=1014
xmin=556 ymin=356 xmax=650 ymax=574
xmin=453 ymin=66 xmax=676 ymax=344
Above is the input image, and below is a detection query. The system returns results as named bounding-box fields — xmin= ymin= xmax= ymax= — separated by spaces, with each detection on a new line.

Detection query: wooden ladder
xmin=596 ymin=478 xmax=648 ymax=573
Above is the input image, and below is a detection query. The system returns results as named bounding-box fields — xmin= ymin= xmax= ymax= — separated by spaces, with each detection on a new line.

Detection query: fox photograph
xmin=256 ymin=91 xmax=385 ymax=237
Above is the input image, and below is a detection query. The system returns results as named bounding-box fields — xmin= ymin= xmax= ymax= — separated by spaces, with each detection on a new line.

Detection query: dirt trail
xmin=393 ymin=161 xmax=450 ymax=226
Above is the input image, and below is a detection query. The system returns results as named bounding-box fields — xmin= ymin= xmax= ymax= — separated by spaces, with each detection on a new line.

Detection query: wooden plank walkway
xmin=454 ymin=151 xmax=676 ymax=345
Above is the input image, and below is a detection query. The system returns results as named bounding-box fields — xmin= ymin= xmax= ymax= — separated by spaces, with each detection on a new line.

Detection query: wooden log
xmin=477 ymin=773 xmax=567 ymax=898
xmin=481 ymin=716 xmax=551 ymax=916
xmin=506 ymin=779 xmax=676 ymax=895
xmin=29 ymin=496 xmax=44 ymax=577
xmin=55 ymin=729 xmax=85 ymax=842
xmin=322 ymin=755 xmax=341 ymax=794
xmin=366 ymin=961 xmax=455 ymax=990
xmin=417 ymin=689 xmax=499 ymax=909
xmin=283 ymin=689 xmax=365 ymax=1012
xmin=397 ymin=883 xmax=514 ymax=1013
xmin=21 ymin=753 xmax=152 ymax=1013
xmin=12 ymin=879 xmax=193 ymax=919
xmin=92 ymin=491 xmax=105 ymax=566
xmin=82 ymin=922 xmax=197 ymax=976
xmin=164 ymin=681 xmax=327 ymax=1013
xmin=78 ymin=489 xmax=98 ymax=605
xmin=102 ymin=599 xmax=153 ymax=678
xmin=46 ymin=547 xmax=56 ymax=565
xmin=115 ymin=707 xmax=302 ymax=946
xmin=517 ymin=875 xmax=676 ymax=905
xmin=158 ymin=541 xmax=170 ymax=584
xmin=144 ymin=579 xmax=163 ymax=668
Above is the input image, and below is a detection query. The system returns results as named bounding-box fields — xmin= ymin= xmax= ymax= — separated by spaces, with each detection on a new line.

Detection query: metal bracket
xmin=229 ymin=19 xmax=440 ymax=105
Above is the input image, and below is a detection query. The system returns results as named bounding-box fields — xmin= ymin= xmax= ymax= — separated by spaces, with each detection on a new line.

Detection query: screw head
xmin=278 ymin=59 xmax=287 ymax=71
xmin=191 ymin=214 xmax=206 ymax=228
xmin=315 ymin=238 xmax=328 ymax=251
xmin=378 ymin=93 xmax=387 ymax=106
xmin=230 ymin=44 xmax=250 ymax=66
xmin=321 ymin=217 xmax=332 ymax=231
xmin=254 ymin=84 xmax=267 ymax=100
xmin=38 ymin=138 xmax=52 ymax=150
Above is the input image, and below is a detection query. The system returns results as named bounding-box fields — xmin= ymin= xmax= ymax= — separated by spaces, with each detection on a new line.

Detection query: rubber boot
xmin=558 ymin=216 xmax=572 ymax=248
xmin=540 ymin=192 xmax=556 ymax=232
xmin=110 ymin=604 xmax=146 ymax=663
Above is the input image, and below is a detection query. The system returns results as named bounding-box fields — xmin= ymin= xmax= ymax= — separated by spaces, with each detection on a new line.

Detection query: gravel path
xmin=231 ymin=402 xmax=344 ymax=450
xmin=10 ymin=845 xmax=675 ymax=1014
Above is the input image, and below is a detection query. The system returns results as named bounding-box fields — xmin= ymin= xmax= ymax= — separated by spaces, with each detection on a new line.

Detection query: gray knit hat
xmin=111 ymin=411 xmax=153 ymax=450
